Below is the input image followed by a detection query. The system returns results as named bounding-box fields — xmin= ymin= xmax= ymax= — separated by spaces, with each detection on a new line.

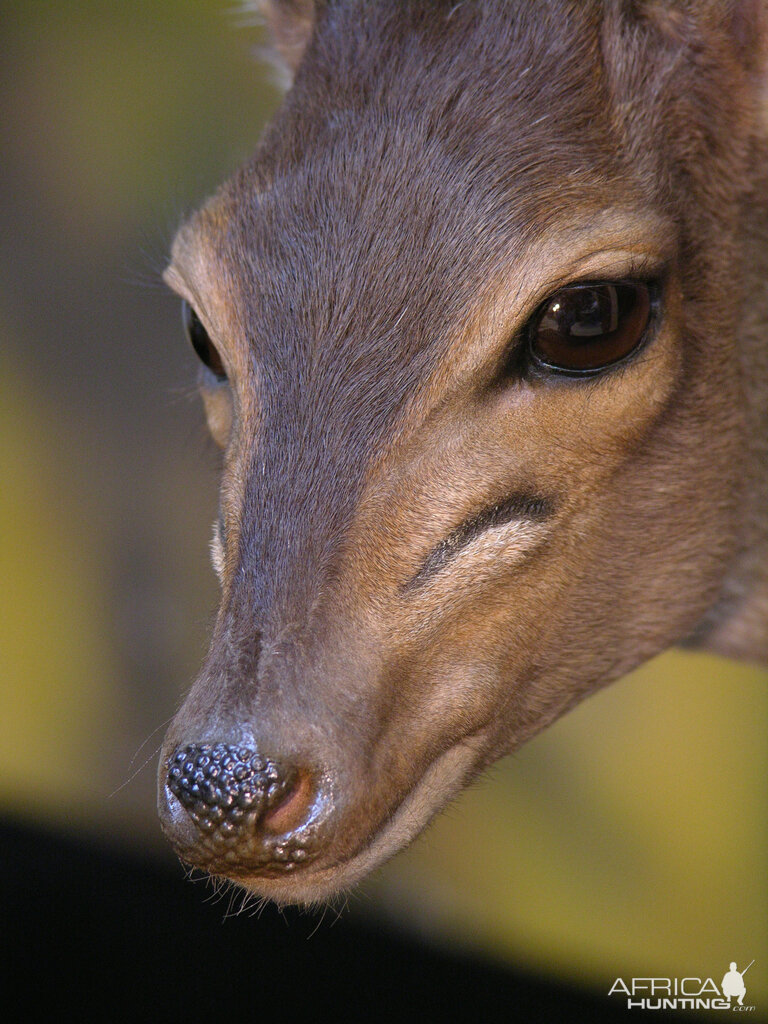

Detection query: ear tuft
xmin=245 ymin=0 xmax=316 ymax=80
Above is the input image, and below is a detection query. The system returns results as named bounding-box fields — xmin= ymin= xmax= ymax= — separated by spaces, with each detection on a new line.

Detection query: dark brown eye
xmin=529 ymin=281 xmax=654 ymax=374
xmin=182 ymin=300 xmax=227 ymax=382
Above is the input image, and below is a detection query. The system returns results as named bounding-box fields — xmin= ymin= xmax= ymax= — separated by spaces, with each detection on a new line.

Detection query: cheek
xmin=201 ymin=387 xmax=233 ymax=448
xmin=494 ymin=316 xmax=683 ymax=491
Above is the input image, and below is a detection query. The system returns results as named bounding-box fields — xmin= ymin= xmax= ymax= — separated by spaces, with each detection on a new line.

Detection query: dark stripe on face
xmin=404 ymin=493 xmax=555 ymax=592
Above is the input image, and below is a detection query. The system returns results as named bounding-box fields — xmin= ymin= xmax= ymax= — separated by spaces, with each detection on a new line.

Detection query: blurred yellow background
xmin=1 ymin=0 xmax=765 ymax=1003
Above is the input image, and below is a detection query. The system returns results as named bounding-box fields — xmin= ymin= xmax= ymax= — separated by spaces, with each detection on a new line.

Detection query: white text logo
xmin=608 ymin=960 xmax=756 ymax=1012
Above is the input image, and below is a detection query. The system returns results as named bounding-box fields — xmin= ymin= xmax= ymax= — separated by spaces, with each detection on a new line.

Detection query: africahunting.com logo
xmin=608 ymin=959 xmax=756 ymax=1012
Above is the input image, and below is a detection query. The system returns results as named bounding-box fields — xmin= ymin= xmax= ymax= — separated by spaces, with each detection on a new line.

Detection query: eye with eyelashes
xmin=182 ymin=299 xmax=228 ymax=383
xmin=522 ymin=278 xmax=661 ymax=376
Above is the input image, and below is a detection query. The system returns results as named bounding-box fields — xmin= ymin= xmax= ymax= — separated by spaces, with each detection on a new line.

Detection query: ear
xmin=249 ymin=0 xmax=316 ymax=81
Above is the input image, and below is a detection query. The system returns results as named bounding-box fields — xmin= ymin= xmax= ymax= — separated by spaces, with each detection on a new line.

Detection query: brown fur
xmin=159 ymin=0 xmax=768 ymax=903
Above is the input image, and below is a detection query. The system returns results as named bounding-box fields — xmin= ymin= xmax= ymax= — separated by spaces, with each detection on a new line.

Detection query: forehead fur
xmin=205 ymin=1 xmax=753 ymax=374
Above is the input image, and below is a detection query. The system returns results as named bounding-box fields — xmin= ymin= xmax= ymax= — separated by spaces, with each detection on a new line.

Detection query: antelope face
xmin=158 ymin=0 xmax=759 ymax=902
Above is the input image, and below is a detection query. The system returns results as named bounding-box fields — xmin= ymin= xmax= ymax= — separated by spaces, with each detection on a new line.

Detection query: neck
xmin=690 ymin=138 xmax=768 ymax=664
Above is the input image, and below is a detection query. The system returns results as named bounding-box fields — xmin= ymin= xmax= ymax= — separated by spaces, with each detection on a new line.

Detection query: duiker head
xmin=158 ymin=0 xmax=768 ymax=903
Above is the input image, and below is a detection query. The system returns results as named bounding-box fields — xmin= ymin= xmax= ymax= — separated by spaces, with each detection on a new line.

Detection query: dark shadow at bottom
xmin=1 ymin=817 xmax=676 ymax=1022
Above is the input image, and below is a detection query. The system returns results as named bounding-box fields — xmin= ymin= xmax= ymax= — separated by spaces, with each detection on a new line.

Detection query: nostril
xmin=166 ymin=742 xmax=301 ymax=834
xmin=261 ymin=768 xmax=314 ymax=835
xmin=161 ymin=742 xmax=329 ymax=876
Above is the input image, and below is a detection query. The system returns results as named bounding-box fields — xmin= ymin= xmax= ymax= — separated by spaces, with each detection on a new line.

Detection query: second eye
xmin=182 ymin=300 xmax=228 ymax=383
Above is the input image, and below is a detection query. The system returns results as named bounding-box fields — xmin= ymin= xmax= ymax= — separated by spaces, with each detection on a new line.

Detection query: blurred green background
xmin=1 ymin=0 xmax=766 ymax=1003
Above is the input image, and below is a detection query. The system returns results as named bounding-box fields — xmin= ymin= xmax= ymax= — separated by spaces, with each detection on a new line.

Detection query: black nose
xmin=161 ymin=743 xmax=319 ymax=876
